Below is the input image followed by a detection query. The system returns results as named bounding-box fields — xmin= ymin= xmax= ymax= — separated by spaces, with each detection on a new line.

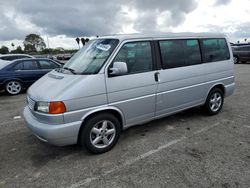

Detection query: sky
xmin=0 ymin=0 xmax=250 ymax=49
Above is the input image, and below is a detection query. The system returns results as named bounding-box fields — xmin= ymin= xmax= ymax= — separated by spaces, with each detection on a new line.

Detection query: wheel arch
xmin=206 ymin=83 xmax=225 ymax=99
xmin=77 ymin=106 xmax=125 ymax=143
xmin=3 ymin=78 xmax=24 ymax=86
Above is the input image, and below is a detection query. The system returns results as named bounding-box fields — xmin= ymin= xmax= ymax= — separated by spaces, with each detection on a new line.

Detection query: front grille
xmin=27 ymin=96 xmax=36 ymax=111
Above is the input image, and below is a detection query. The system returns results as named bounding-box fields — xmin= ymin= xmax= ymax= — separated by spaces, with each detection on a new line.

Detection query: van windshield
xmin=63 ymin=39 xmax=119 ymax=74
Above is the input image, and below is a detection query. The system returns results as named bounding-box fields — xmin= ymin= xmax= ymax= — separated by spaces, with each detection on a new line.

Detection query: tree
xmin=80 ymin=38 xmax=90 ymax=47
xmin=0 ymin=46 xmax=9 ymax=54
xmin=11 ymin=46 xmax=24 ymax=54
xmin=23 ymin=34 xmax=46 ymax=52
xmin=41 ymin=48 xmax=53 ymax=54
xmin=76 ymin=37 xmax=80 ymax=49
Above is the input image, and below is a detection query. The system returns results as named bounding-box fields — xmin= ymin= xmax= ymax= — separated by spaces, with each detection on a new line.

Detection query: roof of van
xmin=98 ymin=33 xmax=227 ymax=41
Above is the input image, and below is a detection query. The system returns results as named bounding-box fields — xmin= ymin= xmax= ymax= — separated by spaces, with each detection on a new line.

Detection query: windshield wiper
xmin=63 ymin=67 xmax=76 ymax=74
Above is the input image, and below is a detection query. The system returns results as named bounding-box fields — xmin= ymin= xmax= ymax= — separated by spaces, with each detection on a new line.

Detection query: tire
xmin=5 ymin=80 xmax=23 ymax=95
xmin=204 ymin=88 xmax=224 ymax=115
xmin=80 ymin=113 xmax=121 ymax=154
xmin=241 ymin=61 xmax=247 ymax=64
xmin=233 ymin=56 xmax=239 ymax=64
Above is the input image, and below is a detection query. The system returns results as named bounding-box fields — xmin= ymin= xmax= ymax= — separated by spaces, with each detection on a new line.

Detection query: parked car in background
xmin=0 ymin=58 xmax=61 ymax=95
xmin=232 ymin=45 xmax=250 ymax=63
xmin=0 ymin=54 xmax=33 ymax=61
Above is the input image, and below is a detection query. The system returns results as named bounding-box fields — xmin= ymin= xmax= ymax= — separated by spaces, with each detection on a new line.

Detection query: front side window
xmin=201 ymin=38 xmax=230 ymax=63
xmin=113 ymin=41 xmax=153 ymax=74
xmin=64 ymin=39 xmax=119 ymax=74
xmin=159 ymin=39 xmax=201 ymax=69
xmin=39 ymin=60 xmax=57 ymax=69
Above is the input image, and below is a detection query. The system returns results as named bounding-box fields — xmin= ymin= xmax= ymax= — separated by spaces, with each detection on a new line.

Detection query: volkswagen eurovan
xmin=23 ymin=33 xmax=235 ymax=153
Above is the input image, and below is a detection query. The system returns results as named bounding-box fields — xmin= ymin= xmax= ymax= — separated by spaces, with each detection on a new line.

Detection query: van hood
xmin=28 ymin=70 xmax=106 ymax=102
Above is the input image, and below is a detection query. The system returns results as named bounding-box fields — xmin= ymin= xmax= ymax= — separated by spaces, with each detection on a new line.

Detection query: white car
xmin=0 ymin=54 xmax=34 ymax=61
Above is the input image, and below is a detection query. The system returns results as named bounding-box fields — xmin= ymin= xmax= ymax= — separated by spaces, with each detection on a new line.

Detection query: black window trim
xmin=157 ymin=38 xmax=203 ymax=70
xmin=108 ymin=40 xmax=156 ymax=77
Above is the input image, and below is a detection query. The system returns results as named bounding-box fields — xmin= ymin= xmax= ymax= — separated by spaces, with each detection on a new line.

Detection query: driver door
xmin=105 ymin=41 xmax=158 ymax=126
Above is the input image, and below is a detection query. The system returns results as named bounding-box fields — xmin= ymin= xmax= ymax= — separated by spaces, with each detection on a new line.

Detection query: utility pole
xmin=46 ymin=36 xmax=50 ymax=49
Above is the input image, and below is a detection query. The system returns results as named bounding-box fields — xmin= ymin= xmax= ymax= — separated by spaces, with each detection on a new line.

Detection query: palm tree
xmin=11 ymin=43 xmax=15 ymax=50
xmin=76 ymin=38 xmax=80 ymax=49
xmin=81 ymin=38 xmax=85 ymax=47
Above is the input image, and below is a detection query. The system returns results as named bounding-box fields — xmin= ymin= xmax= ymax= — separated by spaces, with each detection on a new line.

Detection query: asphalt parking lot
xmin=0 ymin=64 xmax=250 ymax=188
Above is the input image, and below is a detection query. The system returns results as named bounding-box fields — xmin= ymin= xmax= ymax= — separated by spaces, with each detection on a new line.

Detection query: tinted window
xmin=18 ymin=55 xmax=31 ymax=59
xmin=239 ymin=46 xmax=250 ymax=51
xmin=159 ymin=39 xmax=201 ymax=69
xmin=1 ymin=56 xmax=16 ymax=61
xmin=201 ymin=39 xmax=230 ymax=63
xmin=113 ymin=41 xmax=153 ymax=74
xmin=14 ymin=63 xmax=23 ymax=70
xmin=0 ymin=55 xmax=30 ymax=61
xmin=39 ymin=60 xmax=58 ymax=69
xmin=23 ymin=61 xmax=39 ymax=70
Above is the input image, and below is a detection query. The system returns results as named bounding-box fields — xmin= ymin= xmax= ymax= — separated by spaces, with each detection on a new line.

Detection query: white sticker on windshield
xmin=96 ymin=44 xmax=111 ymax=51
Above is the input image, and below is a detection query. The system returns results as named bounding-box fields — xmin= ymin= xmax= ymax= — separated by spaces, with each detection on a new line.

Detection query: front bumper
xmin=23 ymin=106 xmax=82 ymax=146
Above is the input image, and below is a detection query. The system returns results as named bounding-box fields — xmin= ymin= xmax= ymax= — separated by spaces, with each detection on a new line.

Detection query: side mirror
xmin=109 ymin=61 xmax=128 ymax=76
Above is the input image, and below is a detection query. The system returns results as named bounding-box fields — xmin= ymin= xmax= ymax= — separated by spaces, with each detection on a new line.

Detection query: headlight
xmin=35 ymin=101 xmax=66 ymax=114
xmin=35 ymin=102 xmax=49 ymax=113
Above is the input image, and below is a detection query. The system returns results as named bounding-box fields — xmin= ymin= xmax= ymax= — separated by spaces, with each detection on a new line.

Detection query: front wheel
xmin=80 ymin=113 xmax=121 ymax=154
xmin=204 ymin=88 xmax=224 ymax=115
xmin=5 ymin=80 xmax=23 ymax=95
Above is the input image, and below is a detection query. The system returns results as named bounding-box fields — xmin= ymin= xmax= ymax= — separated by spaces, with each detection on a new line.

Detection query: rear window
xmin=0 ymin=56 xmax=16 ymax=61
xmin=238 ymin=46 xmax=250 ymax=51
xmin=201 ymin=39 xmax=230 ymax=63
xmin=0 ymin=55 xmax=31 ymax=61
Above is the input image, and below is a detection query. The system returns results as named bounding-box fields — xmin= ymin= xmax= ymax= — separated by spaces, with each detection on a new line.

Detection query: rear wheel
xmin=80 ymin=113 xmax=121 ymax=154
xmin=5 ymin=80 xmax=23 ymax=95
xmin=204 ymin=88 xmax=224 ymax=115
xmin=233 ymin=56 xmax=239 ymax=64
xmin=241 ymin=61 xmax=247 ymax=64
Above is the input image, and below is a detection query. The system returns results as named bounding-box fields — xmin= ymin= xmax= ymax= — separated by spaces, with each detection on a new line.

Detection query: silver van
xmin=23 ymin=33 xmax=235 ymax=153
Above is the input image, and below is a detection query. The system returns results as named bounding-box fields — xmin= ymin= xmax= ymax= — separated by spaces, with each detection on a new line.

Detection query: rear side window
xmin=201 ymin=39 xmax=230 ymax=63
xmin=14 ymin=62 xmax=23 ymax=70
xmin=22 ymin=61 xmax=39 ymax=70
xmin=159 ymin=39 xmax=201 ymax=69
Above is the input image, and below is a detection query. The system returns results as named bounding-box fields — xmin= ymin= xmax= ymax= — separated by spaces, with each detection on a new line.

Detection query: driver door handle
xmin=154 ymin=72 xmax=160 ymax=82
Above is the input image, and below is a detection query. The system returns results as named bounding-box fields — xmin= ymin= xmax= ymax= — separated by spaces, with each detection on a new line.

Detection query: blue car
xmin=0 ymin=58 xmax=61 ymax=95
